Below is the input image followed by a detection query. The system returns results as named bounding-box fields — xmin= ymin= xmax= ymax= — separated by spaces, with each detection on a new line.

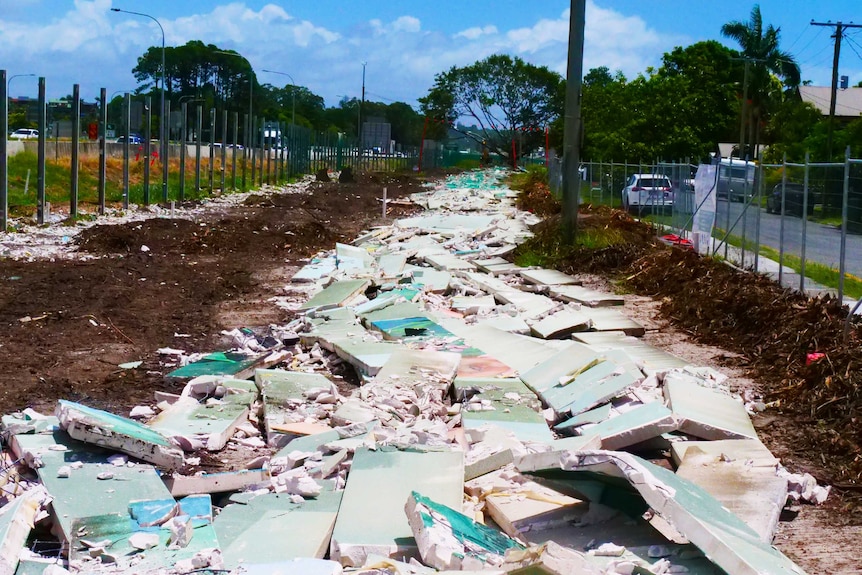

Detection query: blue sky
xmin=1 ymin=0 xmax=860 ymax=106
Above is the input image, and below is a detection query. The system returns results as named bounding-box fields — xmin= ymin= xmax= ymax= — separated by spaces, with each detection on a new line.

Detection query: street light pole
xmin=111 ymin=8 xmax=167 ymax=201
xmin=261 ymin=69 xmax=296 ymax=125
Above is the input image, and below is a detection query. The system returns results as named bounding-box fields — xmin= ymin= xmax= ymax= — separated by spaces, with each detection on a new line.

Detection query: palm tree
xmin=721 ymin=4 xmax=801 ymax=157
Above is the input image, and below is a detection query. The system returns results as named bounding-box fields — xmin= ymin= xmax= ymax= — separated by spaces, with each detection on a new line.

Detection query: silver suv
xmin=621 ymin=174 xmax=673 ymax=211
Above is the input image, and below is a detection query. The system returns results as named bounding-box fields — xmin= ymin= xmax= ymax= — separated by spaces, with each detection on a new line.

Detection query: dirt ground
xmin=0 ymin=170 xmax=859 ymax=573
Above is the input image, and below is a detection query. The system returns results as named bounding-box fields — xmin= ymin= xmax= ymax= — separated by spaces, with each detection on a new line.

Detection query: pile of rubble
xmin=0 ymin=169 xmax=826 ymax=574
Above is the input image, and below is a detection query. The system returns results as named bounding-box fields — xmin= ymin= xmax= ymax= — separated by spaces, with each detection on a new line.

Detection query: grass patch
xmin=715 ymin=228 xmax=862 ymax=299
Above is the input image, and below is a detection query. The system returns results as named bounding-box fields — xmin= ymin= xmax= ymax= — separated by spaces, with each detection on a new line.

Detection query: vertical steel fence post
xmin=0 ymin=70 xmax=6 ymax=233
xmin=123 ymin=93 xmax=130 ymax=209
xmin=839 ymin=146 xmax=851 ymax=301
xmin=195 ymin=104 xmax=202 ymax=193
xmin=98 ymin=88 xmax=107 ymax=214
xmin=70 ymin=84 xmax=80 ymax=218
xmin=231 ymin=112 xmax=238 ymax=190
xmin=144 ymin=96 xmax=151 ymax=205
xmin=778 ymin=153 xmax=787 ymax=286
xmin=37 ymin=77 xmax=46 ymax=224
xmin=180 ymin=102 xmax=187 ymax=202
xmin=221 ymin=110 xmax=227 ymax=193
xmin=800 ymin=152 xmax=810 ymax=293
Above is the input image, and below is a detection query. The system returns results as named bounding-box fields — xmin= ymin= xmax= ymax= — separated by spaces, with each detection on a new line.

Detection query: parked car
xmin=766 ymin=183 xmax=815 ymax=217
xmin=717 ymin=157 xmax=757 ymax=202
xmin=621 ymin=174 xmax=674 ymax=211
xmin=115 ymin=134 xmax=143 ymax=145
xmin=10 ymin=128 xmax=38 ymax=140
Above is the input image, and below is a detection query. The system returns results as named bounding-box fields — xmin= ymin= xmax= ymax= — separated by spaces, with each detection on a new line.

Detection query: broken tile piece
xmin=664 ymin=377 xmax=757 ymax=440
xmin=330 ymin=449 xmax=464 ymax=567
xmin=55 ymin=401 xmax=185 ymax=470
xmin=405 ymin=491 xmax=524 ymax=571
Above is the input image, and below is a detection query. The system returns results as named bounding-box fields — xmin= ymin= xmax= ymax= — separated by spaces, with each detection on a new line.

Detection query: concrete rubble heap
xmin=0 ymin=168 xmax=823 ymax=574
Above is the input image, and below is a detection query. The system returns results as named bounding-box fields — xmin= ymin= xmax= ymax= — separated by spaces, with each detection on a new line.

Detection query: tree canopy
xmin=419 ymin=54 xmax=563 ymax=163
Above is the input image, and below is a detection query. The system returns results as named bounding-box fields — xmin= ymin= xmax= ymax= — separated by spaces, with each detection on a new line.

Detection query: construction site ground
xmin=0 ymin=170 xmax=859 ymax=574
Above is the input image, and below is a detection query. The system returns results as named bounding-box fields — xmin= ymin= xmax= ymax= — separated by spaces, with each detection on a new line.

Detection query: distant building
xmin=798 ymin=85 xmax=862 ymax=122
xmin=361 ymin=116 xmax=391 ymax=152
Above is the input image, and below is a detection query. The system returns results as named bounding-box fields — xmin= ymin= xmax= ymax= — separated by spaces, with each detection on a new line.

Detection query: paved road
xmin=714 ymin=199 xmax=862 ymax=279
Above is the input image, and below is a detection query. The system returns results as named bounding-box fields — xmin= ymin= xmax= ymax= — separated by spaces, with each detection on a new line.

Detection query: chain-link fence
xmin=547 ymin=154 xmax=862 ymax=301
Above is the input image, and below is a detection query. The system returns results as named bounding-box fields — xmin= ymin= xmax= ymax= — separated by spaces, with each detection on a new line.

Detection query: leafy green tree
xmin=721 ymin=4 xmax=801 ymax=154
xmin=420 ymin=54 xmax=563 ymax=164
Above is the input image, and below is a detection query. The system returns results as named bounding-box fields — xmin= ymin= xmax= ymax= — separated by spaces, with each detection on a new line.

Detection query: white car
xmin=10 ymin=128 xmax=38 ymax=140
xmin=621 ymin=174 xmax=674 ymax=211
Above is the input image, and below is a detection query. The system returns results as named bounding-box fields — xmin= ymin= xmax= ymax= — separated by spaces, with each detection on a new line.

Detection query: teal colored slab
xmin=563 ymin=370 xmax=642 ymax=415
xmin=665 ymin=378 xmax=758 ymax=440
xmin=376 ymin=254 xmax=407 ymax=278
xmin=518 ymin=344 xmax=600 ymax=394
xmin=332 ymin=338 xmax=404 ymax=376
xmin=255 ymin=370 xmax=336 ymax=444
xmin=554 ymin=403 xmax=612 ymax=432
xmin=58 ymin=401 xmax=172 ymax=447
xmin=215 ymin=490 xmax=343 ymax=568
xmin=12 ymin=431 xmax=172 ymax=544
xmin=404 ymin=266 xmax=451 ymax=292
xmin=70 ymin=495 xmax=219 ymax=572
xmin=370 ymin=316 xmax=455 ymax=341
xmin=148 ymin=382 xmax=256 ymax=451
xmin=454 ymin=378 xmax=552 ymax=444
xmin=360 ymin=302 xmax=426 ymax=324
xmin=300 ymin=279 xmax=371 ymax=311
xmin=559 ymin=451 xmax=807 ymax=575
xmin=166 ymin=351 xmax=260 ymax=378
xmin=584 ymin=402 xmax=677 ymax=450
xmin=330 ymin=449 xmax=464 ymax=567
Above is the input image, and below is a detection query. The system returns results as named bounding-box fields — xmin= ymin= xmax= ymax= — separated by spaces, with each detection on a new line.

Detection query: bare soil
xmin=0 ymin=172 xmax=859 ymax=573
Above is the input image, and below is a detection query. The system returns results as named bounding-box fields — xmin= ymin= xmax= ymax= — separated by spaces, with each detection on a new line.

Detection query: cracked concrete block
xmin=55 ymin=401 xmax=185 ymax=470
xmin=664 ymin=377 xmax=757 ymax=440
xmin=0 ymin=486 xmax=51 ymax=575
xmin=330 ymin=449 xmax=464 ymax=567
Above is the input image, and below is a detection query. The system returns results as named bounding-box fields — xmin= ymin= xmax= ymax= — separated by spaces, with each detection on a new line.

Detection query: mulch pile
xmin=515 ymin=182 xmax=862 ymax=499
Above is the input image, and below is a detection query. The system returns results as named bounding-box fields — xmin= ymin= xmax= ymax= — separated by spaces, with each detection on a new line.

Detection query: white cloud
xmin=455 ymin=25 xmax=498 ymax=40
xmin=392 ymin=16 xmax=421 ymax=33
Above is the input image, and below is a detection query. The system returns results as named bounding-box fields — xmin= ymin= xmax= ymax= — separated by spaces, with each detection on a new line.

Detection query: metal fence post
xmin=163 ymin=99 xmax=171 ymax=203
xmin=208 ymin=108 xmax=215 ymax=192
xmin=37 ymin=77 xmax=46 ymax=224
xmin=221 ymin=110 xmax=227 ymax=193
xmin=800 ymin=152 xmax=810 ymax=293
xmin=839 ymin=146 xmax=851 ymax=301
xmin=242 ymin=113 xmax=248 ymax=190
xmin=250 ymin=117 xmax=256 ymax=187
xmin=123 ymin=93 xmax=130 ymax=209
xmin=231 ymin=112 xmax=238 ymax=190
xmin=195 ymin=104 xmax=202 ymax=192
xmin=98 ymin=88 xmax=107 ymax=215
xmin=70 ymin=84 xmax=80 ymax=218
xmin=180 ymin=102 xmax=187 ymax=202
xmin=0 ymin=70 xmax=7 ymax=233
xmin=144 ymin=96 xmax=151 ymax=205
xmin=778 ymin=153 xmax=787 ymax=286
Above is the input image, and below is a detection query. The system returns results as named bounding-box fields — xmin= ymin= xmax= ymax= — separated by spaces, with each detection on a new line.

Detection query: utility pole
xmin=562 ymin=0 xmax=586 ymax=244
xmin=360 ymin=62 xmax=367 ymax=146
xmin=811 ymin=20 xmax=862 ymax=160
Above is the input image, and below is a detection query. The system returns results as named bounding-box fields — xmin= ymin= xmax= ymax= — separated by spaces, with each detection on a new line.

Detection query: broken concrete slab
xmin=528 ymin=309 xmax=592 ymax=340
xmin=451 ymin=295 xmax=497 ymax=314
xmin=453 ymin=378 xmax=553 ymax=445
xmin=572 ymin=332 xmax=688 ymax=372
xmin=474 ymin=258 xmax=527 ymax=275
xmin=238 ymin=559 xmax=344 ymax=575
xmin=214 ymin=489 xmax=343 ymax=568
xmin=517 ymin=342 xmax=600 ymax=395
xmin=537 ymin=358 xmax=642 ymax=418
xmin=423 ymin=253 xmax=477 ymax=272
xmin=331 ymin=338 xmax=403 ymax=377
xmin=10 ymin=432 xmax=174 ymax=545
xmin=664 ymin=377 xmax=757 ymax=440
xmin=162 ymin=469 xmax=270 ymax=497
xmin=0 ymin=487 xmax=50 ymax=575
xmin=582 ymin=308 xmax=646 ymax=336
xmin=70 ymin=494 xmax=219 ymax=572
xmin=374 ymin=349 xmax=461 ymax=388
xmin=148 ymin=378 xmax=257 ymax=452
xmin=548 ymin=285 xmax=624 ymax=307
xmin=465 ymin=469 xmax=588 ymax=539
xmin=330 ymin=449 xmax=464 ymax=567
xmin=370 ymin=316 xmax=455 ymax=342
xmin=405 ymin=491 xmax=524 ymax=571
xmin=300 ymin=279 xmax=371 ymax=311
xmin=255 ymin=369 xmax=339 ymax=447
xmin=580 ymin=402 xmax=677 ymax=451
xmin=55 ymin=401 xmax=185 ymax=470
xmin=553 ymin=403 xmax=612 ymax=433
xmin=676 ymin=446 xmax=787 ymax=542
xmin=547 ymin=451 xmax=808 ymax=575
xmin=166 ymin=350 xmax=284 ymax=380
xmin=404 ymin=265 xmax=451 ymax=293
xmin=519 ymin=269 xmax=582 ymax=287
xmin=670 ymin=438 xmax=780 ymax=468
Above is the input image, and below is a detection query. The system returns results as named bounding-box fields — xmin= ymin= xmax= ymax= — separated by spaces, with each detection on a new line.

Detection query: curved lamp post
xmin=110 ymin=8 xmax=168 ymax=202
xmin=261 ymin=69 xmax=296 ymax=125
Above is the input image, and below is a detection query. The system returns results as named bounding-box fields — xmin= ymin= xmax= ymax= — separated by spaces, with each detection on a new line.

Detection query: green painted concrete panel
xmin=554 ymin=403 xmax=612 ymax=432
xmin=519 ymin=344 xmax=600 ymax=394
xmin=300 ymin=279 xmax=371 ymax=311
xmin=583 ymin=402 xmax=677 ymax=450
xmin=330 ymin=448 xmax=464 ymax=566
xmin=359 ymin=302 xmax=426 ymax=324
xmin=215 ymin=490 xmax=343 ymax=568
xmin=665 ymin=378 xmax=758 ymax=440
xmin=166 ymin=351 xmax=262 ymax=378
xmin=14 ymin=432 xmax=172 ymax=544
